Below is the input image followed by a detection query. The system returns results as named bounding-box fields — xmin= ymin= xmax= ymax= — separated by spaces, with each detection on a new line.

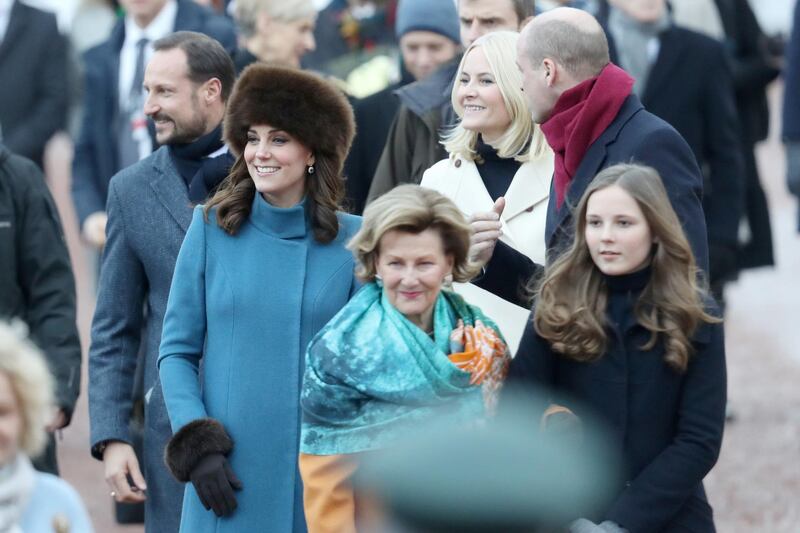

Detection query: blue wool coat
xmin=158 ymin=195 xmax=360 ymax=532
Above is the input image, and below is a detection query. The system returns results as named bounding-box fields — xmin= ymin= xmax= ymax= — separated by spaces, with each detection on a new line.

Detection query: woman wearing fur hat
xmin=158 ymin=64 xmax=359 ymax=532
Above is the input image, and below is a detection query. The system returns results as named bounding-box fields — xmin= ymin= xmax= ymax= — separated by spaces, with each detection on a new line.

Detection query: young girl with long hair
xmin=505 ymin=163 xmax=726 ymax=533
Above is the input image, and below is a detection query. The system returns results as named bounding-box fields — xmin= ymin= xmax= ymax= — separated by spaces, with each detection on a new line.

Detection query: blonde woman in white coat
xmin=421 ymin=31 xmax=554 ymax=352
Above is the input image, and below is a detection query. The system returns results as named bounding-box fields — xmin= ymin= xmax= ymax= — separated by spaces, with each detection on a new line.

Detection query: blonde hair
xmin=349 ymin=185 xmax=479 ymax=282
xmin=443 ymin=31 xmax=548 ymax=163
xmin=0 ymin=321 xmax=54 ymax=457
xmin=234 ymin=0 xmax=316 ymax=38
xmin=533 ymin=164 xmax=720 ymax=373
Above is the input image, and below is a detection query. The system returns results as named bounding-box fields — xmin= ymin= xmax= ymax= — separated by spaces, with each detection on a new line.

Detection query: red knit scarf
xmin=540 ymin=63 xmax=634 ymax=208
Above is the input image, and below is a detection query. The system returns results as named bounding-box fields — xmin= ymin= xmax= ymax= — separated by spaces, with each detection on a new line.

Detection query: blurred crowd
xmin=0 ymin=0 xmax=798 ymax=532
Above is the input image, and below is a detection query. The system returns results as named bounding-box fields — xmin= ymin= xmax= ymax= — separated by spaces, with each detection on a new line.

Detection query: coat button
xmin=455 ymin=159 xmax=462 ymax=168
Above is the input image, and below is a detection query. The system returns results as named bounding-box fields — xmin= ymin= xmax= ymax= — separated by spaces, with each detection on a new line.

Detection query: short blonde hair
xmin=234 ymin=0 xmax=316 ymax=39
xmin=349 ymin=185 xmax=479 ymax=282
xmin=0 ymin=321 xmax=54 ymax=457
xmin=443 ymin=31 xmax=548 ymax=163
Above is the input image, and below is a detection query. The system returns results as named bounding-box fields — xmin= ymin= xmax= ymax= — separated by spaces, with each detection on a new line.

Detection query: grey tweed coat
xmin=88 ymin=146 xmax=191 ymax=533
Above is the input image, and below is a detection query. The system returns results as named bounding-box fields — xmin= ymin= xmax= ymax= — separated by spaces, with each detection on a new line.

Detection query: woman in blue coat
xmin=505 ymin=164 xmax=726 ymax=533
xmin=158 ymin=64 xmax=359 ymax=532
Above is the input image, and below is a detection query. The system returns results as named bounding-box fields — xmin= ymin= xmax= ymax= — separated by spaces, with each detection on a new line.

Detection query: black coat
xmin=476 ymin=95 xmax=708 ymax=307
xmin=504 ymin=272 xmax=726 ymax=532
xmin=614 ymin=27 xmax=744 ymax=249
xmin=344 ymin=82 xmax=402 ymax=214
xmin=70 ymin=0 xmax=236 ymax=227
xmin=0 ymin=1 xmax=68 ymax=168
xmin=714 ymin=0 xmax=780 ymax=144
xmin=0 ymin=145 xmax=81 ymax=419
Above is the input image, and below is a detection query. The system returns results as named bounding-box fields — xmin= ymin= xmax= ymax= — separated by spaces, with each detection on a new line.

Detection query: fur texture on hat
xmin=224 ymin=65 xmax=355 ymax=175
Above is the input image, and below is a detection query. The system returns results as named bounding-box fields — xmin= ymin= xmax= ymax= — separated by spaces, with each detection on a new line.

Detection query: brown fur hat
xmin=224 ymin=64 xmax=355 ymax=173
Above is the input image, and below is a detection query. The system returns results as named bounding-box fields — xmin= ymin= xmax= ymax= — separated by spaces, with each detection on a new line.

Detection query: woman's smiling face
xmin=375 ymin=228 xmax=454 ymax=332
xmin=455 ymin=46 xmax=511 ymax=144
xmin=244 ymin=124 xmax=314 ymax=208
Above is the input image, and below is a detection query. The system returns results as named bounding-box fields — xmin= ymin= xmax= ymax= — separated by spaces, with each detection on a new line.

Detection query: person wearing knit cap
xmin=344 ymin=0 xmax=461 ymax=213
xmin=158 ymin=64 xmax=360 ymax=532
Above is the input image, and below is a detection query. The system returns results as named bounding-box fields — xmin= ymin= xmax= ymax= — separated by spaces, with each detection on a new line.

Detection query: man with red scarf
xmin=471 ymin=7 xmax=708 ymax=306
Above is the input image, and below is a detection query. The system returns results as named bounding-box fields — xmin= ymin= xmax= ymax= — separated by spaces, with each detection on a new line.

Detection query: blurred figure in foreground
xmin=0 ymin=322 xmax=93 ymax=533
xmin=300 ymin=185 xmax=510 ymax=533
xmin=506 ymin=164 xmax=726 ymax=532
xmin=0 ymin=145 xmax=81 ymax=476
xmin=355 ymin=394 xmax=616 ymax=533
xmin=231 ymin=0 xmax=317 ymax=72
xmin=784 ymin=0 xmax=800 ymax=231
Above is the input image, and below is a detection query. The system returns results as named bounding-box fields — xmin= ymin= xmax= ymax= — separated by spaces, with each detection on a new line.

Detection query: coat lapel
xmin=450 ymin=159 xmax=522 ymax=243
xmin=503 ymin=156 xmax=553 ymax=221
xmin=642 ymin=27 xmax=683 ymax=106
xmin=148 ymin=148 xmax=192 ymax=233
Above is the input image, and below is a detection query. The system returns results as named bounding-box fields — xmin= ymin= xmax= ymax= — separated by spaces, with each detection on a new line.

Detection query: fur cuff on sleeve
xmin=164 ymin=418 xmax=233 ymax=482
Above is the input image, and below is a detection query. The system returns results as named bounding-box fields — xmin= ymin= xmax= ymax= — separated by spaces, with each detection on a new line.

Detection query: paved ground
xmin=43 ymin=84 xmax=799 ymax=532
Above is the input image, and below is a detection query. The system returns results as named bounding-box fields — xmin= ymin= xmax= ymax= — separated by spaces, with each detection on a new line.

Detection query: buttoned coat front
xmin=88 ymin=146 xmax=191 ymax=532
xmin=158 ymin=198 xmax=361 ymax=532
xmin=421 ymin=153 xmax=553 ymax=351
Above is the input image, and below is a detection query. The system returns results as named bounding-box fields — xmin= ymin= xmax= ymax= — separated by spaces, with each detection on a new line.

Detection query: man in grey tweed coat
xmin=88 ymin=32 xmax=235 ymax=532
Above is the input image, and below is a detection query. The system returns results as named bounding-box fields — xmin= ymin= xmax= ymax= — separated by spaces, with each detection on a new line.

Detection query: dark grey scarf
xmin=608 ymin=7 xmax=671 ymax=96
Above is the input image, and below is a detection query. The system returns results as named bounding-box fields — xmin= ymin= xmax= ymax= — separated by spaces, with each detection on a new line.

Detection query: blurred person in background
xmin=536 ymin=0 xmax=598 ymax=16
xmin=783 ymin=0 xmax=800 ymax=231
xmin=422 ymin=31 xmax=553 ymax=351
xmin=300 ymin=184 xmax=509 ymax=533
xmin=87 ymin=32 xmax=235 ymax=533
xmin=365 ymin=0 xmax=534 ymax=204
xmin=0 ymin=144 xmax=81 ymax=477
xmin=505 ymin=164 xmax=726 ymax=533
xmin=71 ymin=0 xmax=236 ymax=252
xmin=0 ymin=0 xmax=69 ymax=170
xmin=303 ymin=0 xmax=396 ymax=81
xmin=714 ymin=0 xmax=782 ymax=270
xmin=158 ymin=63 xmax=358 ymax=531
xmin=601 ymin=0 xmax=744 ymax=305
xmin=231 ymin=0 xmax=316 ymax=72
xmin=0 ymin=322 xmax=92 ymax=533
xmin=344 ymin=0 xmax=461 ymax=214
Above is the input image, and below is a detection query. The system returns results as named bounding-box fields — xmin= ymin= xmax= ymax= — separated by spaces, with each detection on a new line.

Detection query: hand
xmin=45 ymin=409 xmax=67 ymax=432
xmin=189 ymin=453 xmax=242 ymax=517
xmin=468 ymin=197 xmax=506 ymax=269
xmin=82 ymin=211 xmax=108 ymax=249
xmin=103 ymin=441 xmax=147 ymax=503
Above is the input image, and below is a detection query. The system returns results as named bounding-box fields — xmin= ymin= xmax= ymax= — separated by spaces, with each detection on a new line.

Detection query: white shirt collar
xmin=124 ymin=0 xmax=178 ymax=45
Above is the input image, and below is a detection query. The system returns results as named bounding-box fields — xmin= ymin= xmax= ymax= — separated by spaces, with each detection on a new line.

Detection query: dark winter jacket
xmin=504 ymin=269 xmax=726 ymax=532
xmin=0 ymin=145 xmax=81 ymax=419
xmin=365 ymin=56 xmax=460 ymax=204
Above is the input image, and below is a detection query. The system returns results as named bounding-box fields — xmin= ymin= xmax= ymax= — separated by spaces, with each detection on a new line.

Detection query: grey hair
xmin=234 ymin=0 xmax=316 ymax=39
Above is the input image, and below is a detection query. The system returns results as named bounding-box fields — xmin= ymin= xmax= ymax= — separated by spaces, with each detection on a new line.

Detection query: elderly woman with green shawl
xmin=299 ymin=185 xmax=510 ymax=533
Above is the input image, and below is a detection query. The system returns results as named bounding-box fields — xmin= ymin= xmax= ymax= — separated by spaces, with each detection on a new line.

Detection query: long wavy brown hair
xmin=203 ymin=148 xmax=343 ymax=243
xmin=533 ymin=164 xmax=719 ymax=373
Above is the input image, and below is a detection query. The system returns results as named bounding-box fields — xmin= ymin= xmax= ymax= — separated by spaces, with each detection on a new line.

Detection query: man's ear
xmin=543 ymin=58 xmax=557 ymax=87
xmin=203 ymin=78 xmax=222 ymax=103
